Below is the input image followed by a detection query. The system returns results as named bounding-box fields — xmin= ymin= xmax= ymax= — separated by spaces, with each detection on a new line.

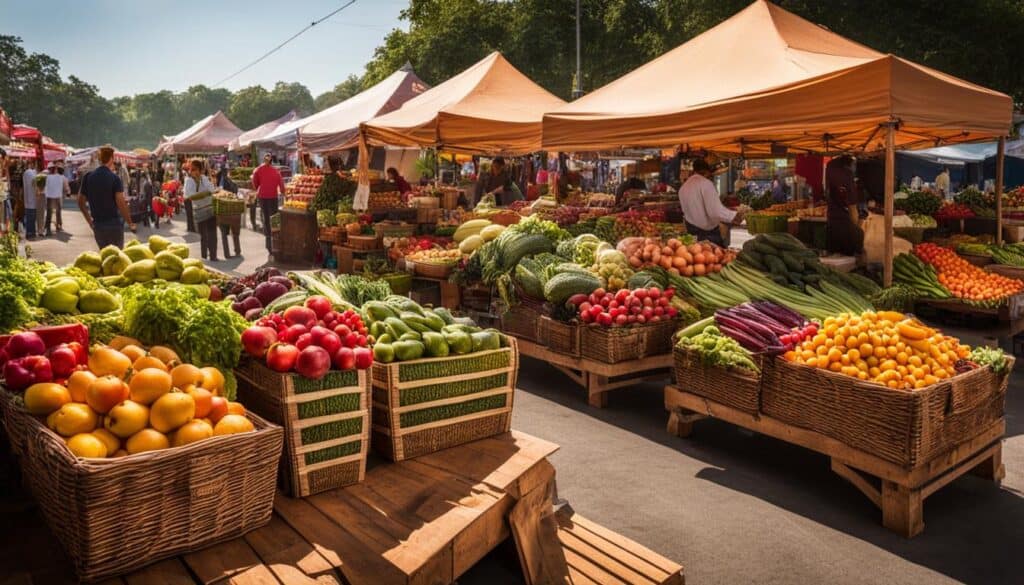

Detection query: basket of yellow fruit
xmin=0 ymin=332 xmax=283 ymax=582
xmin=406 ymin=247 xmax=462 ymax=279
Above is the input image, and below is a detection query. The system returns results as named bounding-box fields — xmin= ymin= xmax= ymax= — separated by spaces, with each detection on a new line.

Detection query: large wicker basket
xmin=0 ymin=392 xmax=282 ymax=582
xmin=539 ymin=317 xmax=581 ymax=357
xmin=371 ymin=339 xmax=518 ymax=461
xmin=673 ymin=346 xmax=764 ymax=414
xmin=761 ymin=358 xmax=1013 ymax=467
xmin=500 ymin=305 xmax=543 ymax=343
xmin=235 ymin=361 xmax=370 ymax=497
xmin=580 ymin=319 xmax=679 ymax=363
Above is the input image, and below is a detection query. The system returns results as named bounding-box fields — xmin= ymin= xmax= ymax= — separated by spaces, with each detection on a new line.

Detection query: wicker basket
xmin=539 ymin=317 xmax=581 ymax=357
xmin=673 ymin=346 xmax=763 ymax=414
xmin=579 ymin=319 xmax=680 ymax=364
xmin=235 ymin=361 xmax=370 ymax=497
xmin=370 ymin=340 xmax=518 ymax=461
xmin=0 ymin=392 xmax=282 ymax=582
xmin=347 ymin=234 xmax=382 ymax=250
xmin=500 ymin=305 xmax=543 ymax=342
xmin=412 ymin=260 xmax=456 ymax=279
xmin=761 ymin=357 xmax=1013 ymax=468
xmin=213 ymin=195 xmax=246 ymax=215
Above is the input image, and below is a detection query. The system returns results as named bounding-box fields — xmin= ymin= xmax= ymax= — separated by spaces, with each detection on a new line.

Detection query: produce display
xmin=783 ymin=311 xmax=972 ymax=390
xmin=713 ymin=301 xmax=814 ymax=354
xmin=934 ymin=202 xmax=975 ymax=221
xmin=737 ymin=233 xmax=879 ymax=296
xmin=912 ymin=243 xmax=1023 ymax=304
xmin=619 ymin=237 xmax=734 ymax=276
xmin=364 ymin=296 xmax=509 ymax=362
xmin=406 ymin=248 xmax=462 ymax=265
xmin=244 ymin=296 xmax=373 ymax=378
xmin=5 ymin=330 xmax=252 ymax=459
xmin=568 ymin=286 xmax=681 ymax=326
xmin=368 ymin=191 xmax=403 ymax=211
xmin=895 ymin=189 xmax=942 ymax=216
xmin=286 ymin=171 xmax=323 ymax=196
xmin=675 ymin=319 xmax=761 ymax=375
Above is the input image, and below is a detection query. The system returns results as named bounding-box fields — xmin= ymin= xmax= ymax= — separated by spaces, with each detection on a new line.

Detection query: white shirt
xmin=183 ymin=175 xmax=215 ymax=197
xmin=678 ymin=173 xmax=735 ymax=231
xmin=44 ymin=173 xmax=66 ymax=199
xmin=935 ymin=171 xmax=950 ymax=194
xmin=22 ymin=169 xmax=37 ymax=209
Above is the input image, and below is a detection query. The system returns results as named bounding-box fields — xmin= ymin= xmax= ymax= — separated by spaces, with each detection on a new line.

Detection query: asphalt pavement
xmin=10 ymin=203 xmax=1024 ymax=584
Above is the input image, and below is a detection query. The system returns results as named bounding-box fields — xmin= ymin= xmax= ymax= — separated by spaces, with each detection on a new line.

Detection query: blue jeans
xmin=23 ymin=208 xmax=36 ymax=237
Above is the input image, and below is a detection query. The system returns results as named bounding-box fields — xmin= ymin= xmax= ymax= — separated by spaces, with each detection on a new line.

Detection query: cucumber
xmin=781 ymin=253 xmax=805 ymax=272
xmin=764 ymin=254 xmax=788 ymax=276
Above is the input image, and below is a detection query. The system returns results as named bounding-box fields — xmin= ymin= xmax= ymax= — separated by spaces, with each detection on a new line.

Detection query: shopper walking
xmin=251 ymin=153 xmax=284 ymax=253
xmin=22 ymin=161 xmax=39 ymax=239
xmin=78 ymin=146 xmax=135 ymax=249
xmin=43 ymin=164 xmax=69 ymax=235
xmin=184 ymin=159 xmax=218 ymax=261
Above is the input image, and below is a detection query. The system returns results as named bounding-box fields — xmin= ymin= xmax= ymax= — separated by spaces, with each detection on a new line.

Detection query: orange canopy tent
xmin=360 ymin=52 xmax=566 ymax=155
xmin=543 ymin=0 xmax=1013 ymax=284
xmin=542 ymin=0 xmax=1011 ymax=155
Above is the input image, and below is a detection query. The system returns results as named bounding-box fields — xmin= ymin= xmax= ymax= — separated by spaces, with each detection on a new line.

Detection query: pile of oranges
xmin=783 ymin=311 xmax=971 ymax=390
xmin=914 ymin=243 xmax=1024 ymax=302
xmin=22 ymin=335 xmax=253 ymax=459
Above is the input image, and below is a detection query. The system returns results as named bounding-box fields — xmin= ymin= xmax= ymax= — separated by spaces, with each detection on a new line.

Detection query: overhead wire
xmin=212 ymin=0 xmax=358 ymax=88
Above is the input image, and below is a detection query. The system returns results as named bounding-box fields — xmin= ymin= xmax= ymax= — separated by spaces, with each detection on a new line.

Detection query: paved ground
xmin=6 ymin=205 xmax=1022 ymax=584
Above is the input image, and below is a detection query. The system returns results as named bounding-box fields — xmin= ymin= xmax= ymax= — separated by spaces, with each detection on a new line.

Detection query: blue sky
xmin=3 ymin=0 xmax=407 ymax=98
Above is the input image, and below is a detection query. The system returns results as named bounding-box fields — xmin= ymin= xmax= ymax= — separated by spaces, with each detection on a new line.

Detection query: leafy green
xmin=676 ymin=324 xmax=760 ymax=374
xmin=0 ymin=232 xmax=47 ymax=332
xmin=970 ymin=346 xmax=1009 ymax=374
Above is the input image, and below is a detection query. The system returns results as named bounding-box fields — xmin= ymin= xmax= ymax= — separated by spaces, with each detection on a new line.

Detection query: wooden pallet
xmin=516 ymin=337 xmax=673 ymax=407
xmin=554 ymin=511 xmax=684 ymax=585
xmin=664 ymin=384 xmax=1005 ymax=538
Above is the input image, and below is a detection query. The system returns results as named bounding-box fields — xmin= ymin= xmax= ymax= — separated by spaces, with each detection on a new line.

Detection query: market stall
xmin=0 ymin=108 xmax=11 ymax=144
xmin=153 ymin=111 xmax=243 ymax=156
xmin=228 ymin=110 xmax=299 ymax=152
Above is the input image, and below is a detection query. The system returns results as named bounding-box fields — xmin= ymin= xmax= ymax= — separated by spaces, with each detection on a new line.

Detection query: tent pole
xmin=996 ymin=136 xmax=1005 ymax=245
xmin=883 ymin=124 xmax=895 ymax=287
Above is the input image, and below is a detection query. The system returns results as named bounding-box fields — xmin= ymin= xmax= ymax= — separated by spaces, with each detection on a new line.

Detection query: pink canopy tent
xmin=154 ymin=111 xmax=243 ymax=155
xmin=229 ymin=110 xmax=300 ymax=152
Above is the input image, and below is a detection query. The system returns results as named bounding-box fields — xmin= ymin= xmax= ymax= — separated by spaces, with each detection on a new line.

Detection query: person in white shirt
xmin=184 ymin=159 xmax=219 ymax=261
xmin=22 ymin=163 xmax=39 ymax=239
xmin=678 ymin=159 xmax=744 ymax=246
xmin=43 ymin=164 xmax=69 ymax=235
xmin=935 ymin=167 xmax=951 ymax=198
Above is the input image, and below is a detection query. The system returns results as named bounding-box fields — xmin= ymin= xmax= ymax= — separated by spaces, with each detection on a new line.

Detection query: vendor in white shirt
xmin=678 ymin=158 xmax=745 ymax=246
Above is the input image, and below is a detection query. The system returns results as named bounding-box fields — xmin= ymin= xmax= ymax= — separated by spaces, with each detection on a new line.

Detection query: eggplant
xmin=750 ymin=300 xmax=805 ymax=328
xmin=268 ymin=275 xmax=293 ymax=289
xmin=718 ymin=324 xmax=768 ymax=352
xmin=254 ymin=281 xmax=288 ymax=305
xmin=240 ymin=296 xmax=262 ymax=312
xmin=237 ymin=289 xmax=253 ymax=301
xmin=244 ymin=307 xmax=264 ymax=321
xmin=715 ymin=313 xmax=778 ymax=346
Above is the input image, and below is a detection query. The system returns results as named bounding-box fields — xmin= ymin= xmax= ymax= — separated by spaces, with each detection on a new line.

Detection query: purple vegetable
xmin=718 ymin=324 xmax=768 ymax=352
xmin=715 ymin=312 xmax=778 ymax=346
xmin=751 ymin=300 xmax=804 ymax=328
xmin=268 ymin=275 xmax=293 ymax=289
xmin=727 ymin=304 xmax=790 ymax=335
xmin=240 ymin=296 xmax=263 ymax=312
xmin=254 ymin=281 xmax=288 ymax=306
xmin=6 ymin=331 xmax=46 ymax=358
xmin=244 ymin=307 xmax=264 ymax=321
xmin=237 ymin=289 xmax=253 ymax=301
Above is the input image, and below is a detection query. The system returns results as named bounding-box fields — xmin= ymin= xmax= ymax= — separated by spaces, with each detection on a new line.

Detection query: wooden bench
xmin=554 ymin=511 xmax=684 ymax=585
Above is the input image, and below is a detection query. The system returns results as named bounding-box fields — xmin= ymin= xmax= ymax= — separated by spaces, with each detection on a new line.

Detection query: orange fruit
xmin=128 ymin=368 xmax=173 ymax=405
xmin=148 ymin=346 xmax=181 ymax=368
xmin=226 ymin=402 xmax=246 ymax=416
xmin=107 ymin=335 xmax=142 ymax=351
xmin=170 ymin=364 xmax=203 ymax=389
xmin=104 ymin=400 xmax=150 ymax=439
xmin=125 ymin=428 xmax=169 ymax=454
xmin=23 ymin=383 xmax=71 ymax=416
xmin=66 ymin=370 xmax=97 ymax=403
xmin=149 ymin=391 xmax=195 ymax=433
xmin=89 ymin=346 xmax=132 ymax=379
xmin=86 ymin=375 xmax=129 ymax=414
xmin=198 ymin=367 xmax=225 ymax=395
xmin=186 ymin=386 xmax=213 ymax=418
xmin=91 ymin=428 xmax=121 ymax=456
xmin=213 ymin=414 xmax=254 ymax=436
xmin=171 ymin=419 xmax=214 ymax=447
xmin=47 ymin=403 xmax=99 ymax=437
xmin=133 ymin=355 xmax=168 ymax=372
xmin=119 ymin=344 xmax=147 ymax=364
xmin=66 ymin=433 xmax=108 ymax=458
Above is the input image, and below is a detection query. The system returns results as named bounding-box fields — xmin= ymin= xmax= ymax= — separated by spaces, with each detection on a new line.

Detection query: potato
xmin=661 ymin=246 xmax=673 ymax=257
xmin=694 ymin=252 xmax=706 ymax=264
xmin=672 ymin=256 xmax=687 ymax=269
xmin=693 ymin=264 xmax=707 ymax=276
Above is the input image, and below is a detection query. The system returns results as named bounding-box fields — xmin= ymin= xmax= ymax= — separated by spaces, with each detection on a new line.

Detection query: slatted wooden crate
xmin=235 ymin=360 xmax=370 ymax=497
xmin=371 ymin=339 xmax=518 ymax=461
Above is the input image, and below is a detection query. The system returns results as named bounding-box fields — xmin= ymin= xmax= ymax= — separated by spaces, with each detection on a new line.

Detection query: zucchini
xmin=750 ymin=241 xmax=778 ymax=256
xmin=764 ymin=254 xmax=788 ymax=276
xmin=781 ymin=252 xmax=805 ymax=272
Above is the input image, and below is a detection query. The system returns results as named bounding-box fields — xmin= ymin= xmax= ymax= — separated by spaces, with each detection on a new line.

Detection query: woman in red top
xmin=387 ymin=167 xmax=412 ymax=194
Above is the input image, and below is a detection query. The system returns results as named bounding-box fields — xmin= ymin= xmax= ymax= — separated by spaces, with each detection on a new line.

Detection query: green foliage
xmin=314 ymin=74 xmax=363 ymax=111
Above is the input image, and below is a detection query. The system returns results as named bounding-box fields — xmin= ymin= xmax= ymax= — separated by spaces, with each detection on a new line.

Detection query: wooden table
xmin=516 ymin=337 xmax=673 ymax=407
xmin=5 ymin=431 xmax=558 ymax=585
xmin=665 ymin=384 xmax=1005 ymax=537
xmin=916 ymin=296 xmax=1024 ymax=338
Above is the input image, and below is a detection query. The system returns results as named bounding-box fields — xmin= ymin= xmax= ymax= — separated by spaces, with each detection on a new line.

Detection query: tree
xmin=314 ymin=74 xmax=364 ymax=112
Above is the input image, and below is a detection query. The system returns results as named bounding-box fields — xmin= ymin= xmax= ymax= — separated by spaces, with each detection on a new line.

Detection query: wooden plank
xmin=243 ymin=515 xmax=339 ymax=583
xmin=516 ymin=338 xmax=672 ymax=378
xmin=415 ymin=432 xmax=559 ymax=494
xmin=882 ymin=481 xmax=924 ymax=538
xmin=182 ymin=537 xmax=262 ymax=585
xmin=970 ymin=442 xmax=1005 ymax=482
xmin=558 ymin=529 xmax=657 ymax=584
xmin=831 ymin=460 xmax=881 ymax=509
xmin=909 ymin=424 xmax=1005 ymax=487
xmin=560 ymin=514 xmax=683 ymax=580
xmin=562 ymin=548 xmax=622 ymax=585
xmin=273 ymin=493 xmax=407 ymax=585
xmin=226 ymin=564 xmax=282 ymax=585
xmin=509 ymin=466 xmax=568 ymax=585
xmin=123 ymin=558 xmax=196 ymax=585
xmin=920 ymin=442 xmax=1001 ymax=500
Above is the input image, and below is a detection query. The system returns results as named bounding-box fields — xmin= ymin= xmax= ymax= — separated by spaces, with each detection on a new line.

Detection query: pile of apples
xmin=243 ymin=296 xmax=373 ymax=379
xmin=11 ymin=333 xmax=253 ymax=460
xmin=569 ymin=287 xmax=680 ymax=327
xmin=286 ymin=173 xmax=323 ymax=196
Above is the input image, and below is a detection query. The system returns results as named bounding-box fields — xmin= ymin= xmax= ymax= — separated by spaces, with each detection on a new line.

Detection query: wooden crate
xmin=760 ymin=357 xmax=1013 ymax=468
xmin=235 ymin=361 xmax=370 ymax=497
xmin=0 ymin=392 xmax=282 ymax=582
xmin=371 ymin=340 xmax=518 ymax=461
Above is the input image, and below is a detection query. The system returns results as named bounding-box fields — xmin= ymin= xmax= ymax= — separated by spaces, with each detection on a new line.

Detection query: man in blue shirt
xmin=77 ymin=146 xmax=135 ymax=249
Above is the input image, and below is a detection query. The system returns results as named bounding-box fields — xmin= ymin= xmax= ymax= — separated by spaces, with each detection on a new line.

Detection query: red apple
xmin=241 ymin=326 xmax=278 ymax=358
xmin=318 ymin=331 xmax=342 ymax=355
xmin=208 ymin=396 xmax=229 ymax=424
xmin=283 ymin=305 xmax=317 ymax=328
xmin=295 ymin=346 xmax=331 ymax=380
xmin=280 ymin=323 xmax=308 ymax=343
xmin=353 ymin=347 xmax=372 ymax=369
xmin=295 ymin=333 xmax=313 ymax=351
xmin=304 ymin=296 xmax=333 ymax=320
xmin=266 ymin=343 xmax=299 ymax=372
xmin=333 ymin=324 xmax=352 ymax=338
xmin=333 ymin=347 xmax=356 ymax=370
xmin=47 ymin=344 xmax=78 ymax=378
